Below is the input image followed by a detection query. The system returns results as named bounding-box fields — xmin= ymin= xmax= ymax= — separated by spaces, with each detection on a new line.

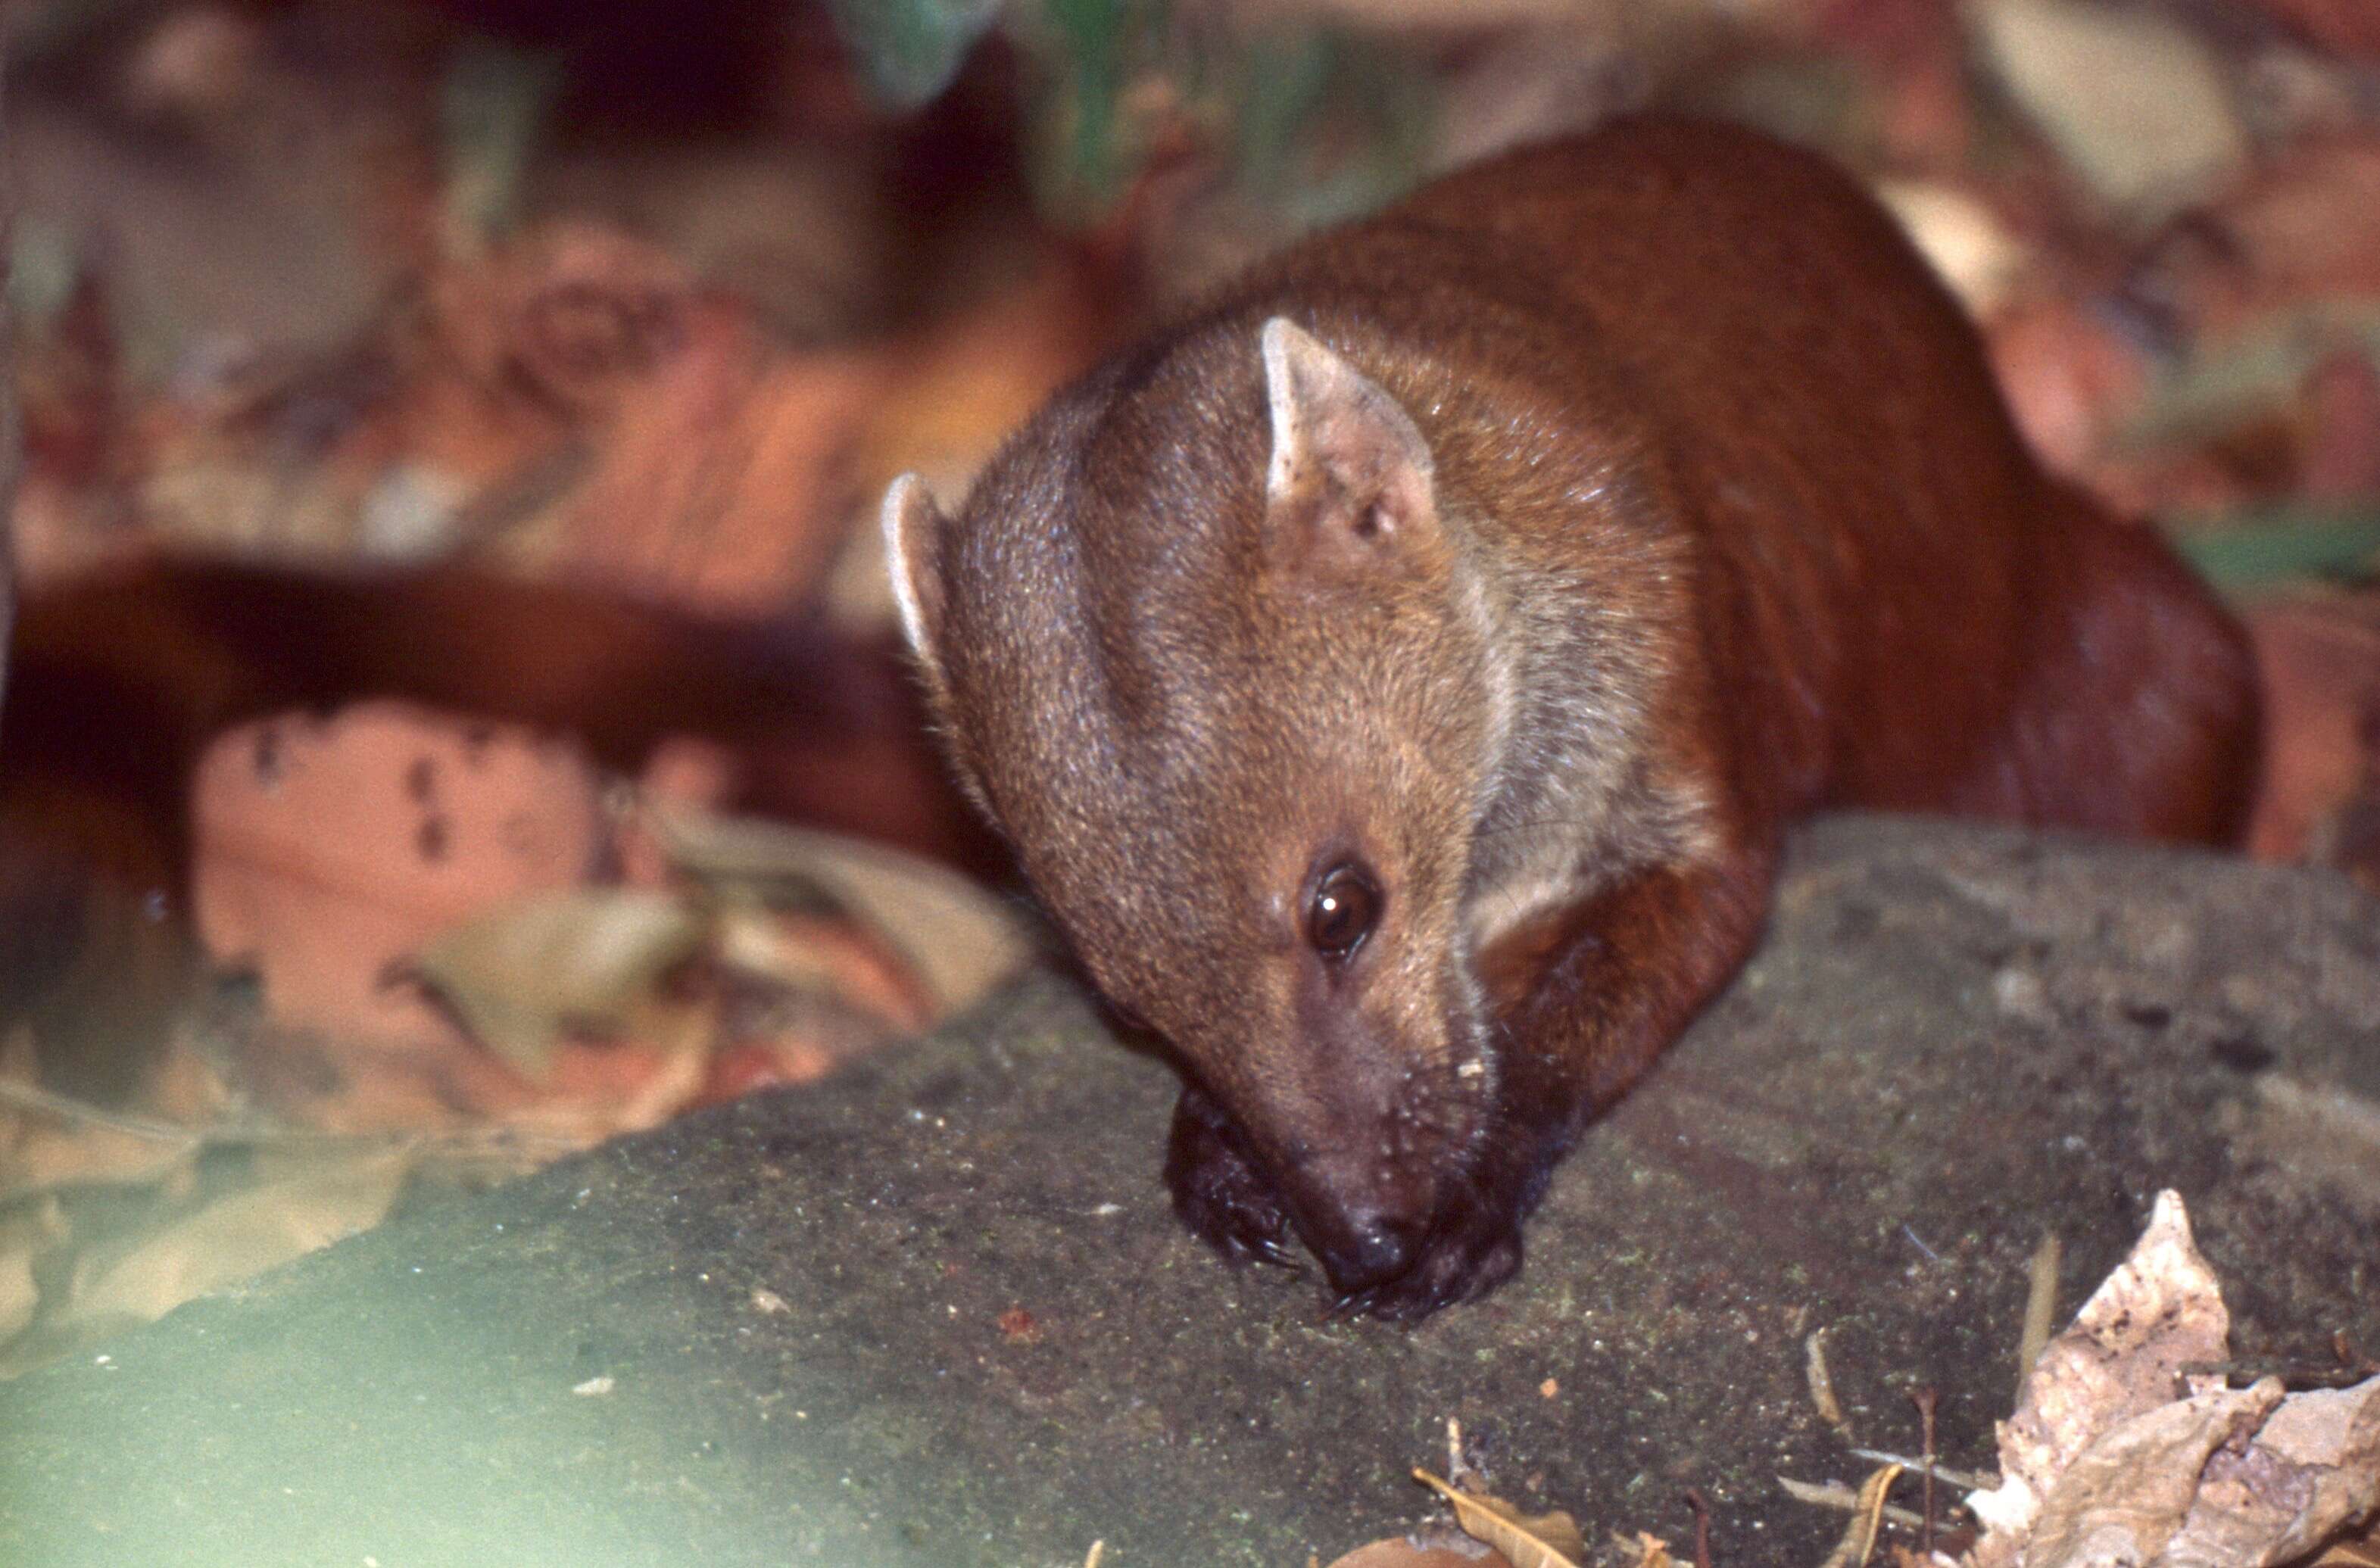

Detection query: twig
xmin=2018 ymin=1233 xmax=2061 ymax=1404
xmin=1847 ymin=1449 xmax=1994 ymax=1492
xmin=1911 ymin=1386 xmax=1939 ymax=1557
xmin=1683 ymin=1488 xmax=1714 ymax=1568
xmin=1778 ymin=1476 xmax=1929 ymax=1530
xmin=0 ymin=1080 xmax=210 ymax=1145
xmin=1806 ymin=1328 xmax=1850 ymax=1437
xmin=2177 ymin=1357 xmax=2378 ymax=1391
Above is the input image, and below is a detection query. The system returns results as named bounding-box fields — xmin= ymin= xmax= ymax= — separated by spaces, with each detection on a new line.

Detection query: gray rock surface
xmin=3 ymin=815 xmax=2375 ymax=1567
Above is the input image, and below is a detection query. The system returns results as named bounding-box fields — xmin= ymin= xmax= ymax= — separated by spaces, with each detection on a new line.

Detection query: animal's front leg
xmin=1165 ymin=1079 xmax=1297 ymax=1267
xmin=1340 ymin=846 xmax=1776 ymax=1321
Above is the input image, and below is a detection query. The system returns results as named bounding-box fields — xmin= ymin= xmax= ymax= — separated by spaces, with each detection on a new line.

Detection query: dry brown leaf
xmin=412 ymin=888 xmax=707 ymax=1075
xmin=1818 ymin=1464 xmax=1902 ymax=1568
xmin=2166 ymin=1374 xmax=2380 ymax=1566
xmin=1413 ymin=1469 xmax=1583 ymax=1568
xmin=2018 ymin=1382 xmax=2284 ymax=1566
xmin=434 ymin=222 xmax=697 ymax=418
xmin=1967 ymin=1192 xmax=2380 ymax=1568
xmin=652 ymin=809 xmax=1033 ymax=1018
xmin=63 ymin=1143 xmax=413 ymax=1339
xmin=500 ymin=317 xmax=894 ymax=614
xmin=117 ymin=211 xmax=891 ymax=597
xmin=1967 ymin=1190 xmax=2229 ymax=1554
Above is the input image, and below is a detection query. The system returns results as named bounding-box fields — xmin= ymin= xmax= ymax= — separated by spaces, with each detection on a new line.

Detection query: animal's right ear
xmin=881 ymin=473 xmax=952 ymax=694
xmin=1260 ymin=316 xmax=1438 ymax=575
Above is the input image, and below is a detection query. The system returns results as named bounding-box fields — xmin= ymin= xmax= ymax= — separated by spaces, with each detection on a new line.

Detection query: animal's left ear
xmin=881 ymin=472 xmax=954 ymax=709
xmin=1261 ymin=316 xmax=1436 ymax=566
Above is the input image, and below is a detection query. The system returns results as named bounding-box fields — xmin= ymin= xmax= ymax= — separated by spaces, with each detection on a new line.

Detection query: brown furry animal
xmin=884 ymin=119 xmax=2259 ymax=1320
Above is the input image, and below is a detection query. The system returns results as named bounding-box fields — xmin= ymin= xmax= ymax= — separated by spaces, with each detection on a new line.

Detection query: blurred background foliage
xmin=5 ymin=0 xmax=2380 ymax=818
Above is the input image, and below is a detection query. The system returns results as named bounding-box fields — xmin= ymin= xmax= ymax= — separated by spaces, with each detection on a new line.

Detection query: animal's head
xmin=884 ymin=316 xmax=1526 ymax=1299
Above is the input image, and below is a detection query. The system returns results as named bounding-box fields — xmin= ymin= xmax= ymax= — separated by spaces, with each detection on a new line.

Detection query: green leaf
xmin=2169 ymin=506 xmax=2380 ymax=591
xmin=824 ymin=0 xmax=1004 ymax=111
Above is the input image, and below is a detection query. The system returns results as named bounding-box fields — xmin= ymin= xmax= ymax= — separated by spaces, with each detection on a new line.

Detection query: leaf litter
xmin=0 ymin=790 xmax=1033 ymax=1377
xmin=1292 ymin=1192 xmax=2375 ymax=1568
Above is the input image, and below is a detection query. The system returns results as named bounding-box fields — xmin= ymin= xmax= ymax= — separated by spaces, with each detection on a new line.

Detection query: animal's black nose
xmin=1314 ymin=1214 xmax=1420 ymax=1293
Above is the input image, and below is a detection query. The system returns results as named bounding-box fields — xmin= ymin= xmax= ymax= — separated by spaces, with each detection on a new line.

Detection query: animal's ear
xmin=881 ymin=472 xmax=953 ymax=696
xmin=1261 ymin=316 xmax=1436 ymax=566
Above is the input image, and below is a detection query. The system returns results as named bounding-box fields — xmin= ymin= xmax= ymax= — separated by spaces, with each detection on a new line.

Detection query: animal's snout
xmin=1308 ymin=1208 xmax=1424 ymax=1293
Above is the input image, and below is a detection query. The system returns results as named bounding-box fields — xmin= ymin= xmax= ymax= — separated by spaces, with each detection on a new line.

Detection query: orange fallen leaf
xmin=1412 ymin=1469 xmax=1583 ymax=1568
xmin=192 ymin=701 xmax=609 ymax=1044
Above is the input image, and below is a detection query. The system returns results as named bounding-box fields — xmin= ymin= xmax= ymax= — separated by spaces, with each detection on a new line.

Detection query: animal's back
xmin=1284 ymin=120 xmax=2258 ymax=842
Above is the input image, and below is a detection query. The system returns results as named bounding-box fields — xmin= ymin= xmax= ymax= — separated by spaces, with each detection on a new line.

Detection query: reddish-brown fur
xmin=887 ymin=119 xmax=2257 ymax=1320
xmin=2 ymin=555 xmax=993 ymax=877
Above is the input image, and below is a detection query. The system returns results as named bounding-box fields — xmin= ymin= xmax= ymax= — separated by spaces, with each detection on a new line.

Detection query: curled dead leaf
xmin=1967 ymin=1189 xmax=2229 ymax=1551
xmin=1967 ymin=1192 xmax=2380 ymax=1568
xmin=650 ymin=808 xmax=1032 ymax=1018
xmin=64 ymin=1144 xmax=413 ymax=1342
xmin=410 ymin=887 xmax=707 ymax=1075
xmin=2166 ymin=1374 xmax=2380 ymax=1567
xmin=1817 ymin=1464 xmax=1902 ymax=1568
xmin=193 ymin=702 xmax=609 ymax=1045
xmin=1412 ymin=1468 xmax=1583 ymax=1568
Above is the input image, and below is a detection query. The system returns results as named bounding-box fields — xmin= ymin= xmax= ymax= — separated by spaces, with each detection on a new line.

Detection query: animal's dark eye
xmin=1305 ymin=864 xmax=1380 ymax=959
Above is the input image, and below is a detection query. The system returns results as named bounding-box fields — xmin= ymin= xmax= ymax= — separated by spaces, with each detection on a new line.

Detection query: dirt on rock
xmin=1 ymin=814 xmax=2375 ymax=1568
